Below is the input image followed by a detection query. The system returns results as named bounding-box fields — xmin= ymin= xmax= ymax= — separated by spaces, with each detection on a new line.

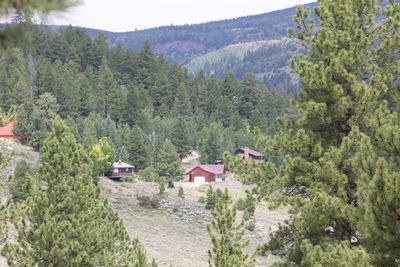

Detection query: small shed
xmin=186 ymin=164 xmax=226 ymax=183
xmin=105 ymin=160 xmax=135 ymax=178
xmin=235 ymin=147 xmax=265 ymax=163
xmin=0 ymin=120 xmax=16 ymax=140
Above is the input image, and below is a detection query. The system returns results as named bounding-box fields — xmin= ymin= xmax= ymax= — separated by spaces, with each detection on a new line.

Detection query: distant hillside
xmin=51 ymin=2 xmax=318 ymax=94
xmin=88 ymin=3 xmax=316 ymax=61
xmin=185 ymin=38 xmax=302 ymax=92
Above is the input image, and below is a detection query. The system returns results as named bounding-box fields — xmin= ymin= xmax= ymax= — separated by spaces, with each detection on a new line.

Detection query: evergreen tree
xmin=0 ymin=112 xmax=14 ymax=245
xmin=128 ymin=126 xmax=150 ymax=172
xmin=207 ymin=189 xmax=256 ymax=267
xmin=9 ymin=160 xmax=34 ymax=202
xmin=0 ymin=0 xmax=78 ymax=45
xmin=192 ymin=71 xmax=207 ymax=114
xmin=228 ymin=0 xmax=400 ymax=265
xmin=14 ymin=93 xmax=59 ymax=150
xmin=155 ymin=139 xmax=183 ymax=188
xmin=221 ymin=73 xmax=240 ymax=105
xmin=202 ymin=123 xmax=224 ymax=164
xmin=123 ymin=82 xmax=149 ymax=128
xmin=96 ymin=60 xmax=123 ymax=122
xmin=170 ymin=118 xmax=191 ymax=159
xmin=2 ymin=119 xmax=154 ymax=266
xmin=238 ymin=74 xmax=260 ymax=120
xmin=172 ymin=82 xmax=192 ymax=116
xmin=81 ymin=118 xmax=98 ymax=150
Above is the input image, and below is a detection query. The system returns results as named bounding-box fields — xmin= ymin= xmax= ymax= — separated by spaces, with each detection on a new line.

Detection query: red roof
xmin=186 ymin=164 xmax=225 ymax=175
xmin=0 ymin=121 xmax=15 ymax=137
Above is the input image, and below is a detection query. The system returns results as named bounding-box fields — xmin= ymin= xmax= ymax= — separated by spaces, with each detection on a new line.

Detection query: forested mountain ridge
xmin=51 ymin=3 xmax=317 ymax=94
xmin=83 ymin=3 xmax=316 ymax=62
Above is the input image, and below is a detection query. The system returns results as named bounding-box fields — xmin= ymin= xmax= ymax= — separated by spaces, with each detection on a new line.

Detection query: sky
xmin=47 ymin=0 xmax=315 ymax=32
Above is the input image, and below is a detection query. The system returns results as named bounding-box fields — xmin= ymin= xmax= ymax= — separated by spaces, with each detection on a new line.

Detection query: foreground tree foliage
xmin=228 ymin=0 xmax=400 ymax=266
xmin=0 ymin=0 xmax=79 ymax=45
xmin=0 ymin=111 xmax=14 ymax=245
xmin=2 ymin=119 xmax=155 ymax=266
xmin=207 ymin=189 xmax=256 ymax=267
xmin=8 ymin=160 xmax=34 ymax=202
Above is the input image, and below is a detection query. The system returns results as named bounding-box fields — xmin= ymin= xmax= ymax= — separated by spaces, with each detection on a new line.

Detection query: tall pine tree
xmin=207 ymin=189 xmax=256 ymax=267
xmin=2 ymin=119 xmax=154 ymax=266
xmin=228 ymin=0 xmax=400 ymax=265
xmin=170 ymin=118 xmax=191 ymax=159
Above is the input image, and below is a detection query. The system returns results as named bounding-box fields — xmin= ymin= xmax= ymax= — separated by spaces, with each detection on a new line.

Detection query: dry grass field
xmin=0 ymin=144 xmax=288 ymax=267
xmin=100 ymin=178 xmax=288 ymax=267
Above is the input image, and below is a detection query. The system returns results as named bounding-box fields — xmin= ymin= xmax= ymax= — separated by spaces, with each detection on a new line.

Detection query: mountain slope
xmin=78 ymin=3 xmax=316 ymax=94
xmin=185 ymin=38 xmax=302 ymax=92
xmin=87 ymin=2 xmax=316 ymax=64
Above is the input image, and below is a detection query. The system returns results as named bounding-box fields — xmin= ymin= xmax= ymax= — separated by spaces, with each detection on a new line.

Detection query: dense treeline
xmin=0 ymin=24 xmax=289 ymax=169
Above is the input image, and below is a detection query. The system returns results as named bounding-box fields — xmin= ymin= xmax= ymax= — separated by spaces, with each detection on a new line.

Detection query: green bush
xmin=158 ymin=180 xmax=165 ymax=195
xmin=172 ymin=206 xmax=179 ymax=212
xmin=178 ymin=186 xmax=184 ymax=199
xmin=246 ymin=221 xmax=256 ymax=232
xmin=136 ymin=195 xmax=161 ymax=209
xmin=236 ymin=198 xmax=245 ymax=211
xmin=205 ymin=186 xmax=223 ymax=210
xmin=138 ymin=166 xmax=159 ymax=182
xmin=198 ymin=196 xmax=206 ymax=204
xmin=244 ymin=190 xmax=256 ymax=217
xmin=9 ymin=160 xmax=34 ymax=202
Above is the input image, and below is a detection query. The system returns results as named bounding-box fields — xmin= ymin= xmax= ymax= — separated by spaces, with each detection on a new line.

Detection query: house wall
xmin=188 ymin=167 xmax=216 ymax=182
xmin=0 ymin=135 xmax=16 ymax=140
xmin=116 ymin=167 xmax=135 ymax=173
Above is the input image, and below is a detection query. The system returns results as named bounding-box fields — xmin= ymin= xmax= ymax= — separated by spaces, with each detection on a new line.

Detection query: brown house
xmin=186 ymin=164 xmax=226 ymax=183
xmin=235 ymin=147 xmax=265 ymax=163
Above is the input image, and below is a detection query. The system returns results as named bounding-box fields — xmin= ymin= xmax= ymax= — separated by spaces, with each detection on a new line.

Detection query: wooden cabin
xmin=186 ymin=164 xmax=226 ymax=183
xmin=235 ymin=147 xmax=265 ymax=163
xmin=105 ymin=160 xmax=135 ymax=178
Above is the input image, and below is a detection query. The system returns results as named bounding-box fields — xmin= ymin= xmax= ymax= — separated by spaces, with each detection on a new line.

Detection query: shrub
xmin=236 ymin=198 xmax=245 ymax=211
xmin=172 ymin=206 xmax=179 ymax=212
xmin=205 ymin=186 xmax=223 ymax=210
xmin=158 ymin=180 xmax=165 ymax=195
xmin=178 ymin=187 xmax=184 ymax=199
xmin=244 ymin=190 xmax=256 ymax=217
xmin=246 ymin=221 xmax=256 ymax=232
xmin=138 ymin=166 xmax=159 ymax=182
xmin=136 ymin=195 xmax=161 ymax=209
xmin=198 ymin=196 xmax=206 ymax=204
xmin=9 ymin=160 xmax=34 ymax=202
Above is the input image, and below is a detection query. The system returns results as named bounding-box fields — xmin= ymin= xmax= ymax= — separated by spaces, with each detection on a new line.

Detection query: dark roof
xmin=186 ymin=164 xmax=225 ymax=175
xmin=113 ymin=161 xmax=135 ymax=169
xmin=235 ymin=147 xmax=264 ymax=157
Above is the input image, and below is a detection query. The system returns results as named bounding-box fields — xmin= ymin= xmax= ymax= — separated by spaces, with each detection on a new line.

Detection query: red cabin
xmin=0 ymin=121 xmax=16 ymax=140
xmin=186 ymin=164 xmax=226 ymax=183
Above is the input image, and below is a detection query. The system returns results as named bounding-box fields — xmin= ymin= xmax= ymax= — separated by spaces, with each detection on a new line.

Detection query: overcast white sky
xmin=47 ymin=0 xmax=315 ymax=32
